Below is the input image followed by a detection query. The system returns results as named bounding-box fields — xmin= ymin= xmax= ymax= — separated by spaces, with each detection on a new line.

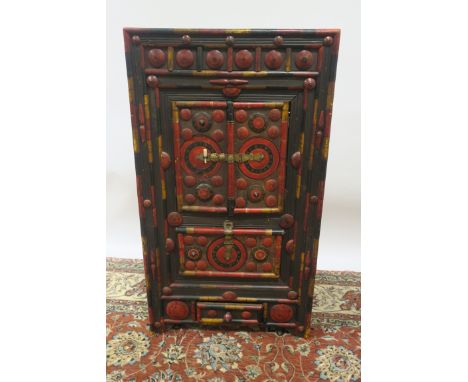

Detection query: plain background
xmin=3 ymin=0 xmax=468 ymax=381
xmin=107 ymin=0 xmax=361 ymax=270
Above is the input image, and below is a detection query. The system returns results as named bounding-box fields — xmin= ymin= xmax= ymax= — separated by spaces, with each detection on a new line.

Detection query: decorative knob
xmin=291 ymin=151 xmax=302 ymax=168
xmin=273 ymin=35 xmax=284 ymax=46
xmin=146 ymin=75 xmax=159 ymax=88
xmin=304 ymin=78 xmax=316 ymax=89
xmin=323 ymin=36 xmax=334 ymax=46
xmin=161 ymin=152 xmax=171 ymax=170
xmin=181 ymin=34 xmax=192 ymax=45
xmin=143 ymin=199 xmax=152 ymax=208
xmin=131 ymin=35 xmax=141 ymax=45
xmin=224 ymin=312 xmax=232 ymax=322
xmin=225 ymin=35 xmax=235 ymax=46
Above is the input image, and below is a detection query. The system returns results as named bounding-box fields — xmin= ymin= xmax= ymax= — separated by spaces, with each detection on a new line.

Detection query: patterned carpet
xmin=106 ymin=258 xmax=361 ymax=382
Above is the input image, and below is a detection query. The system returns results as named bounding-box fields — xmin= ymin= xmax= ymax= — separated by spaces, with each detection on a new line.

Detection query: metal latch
xmin=200 ymin=148 xmax=264 ymax=164
xmin=223 ymin=220 xmax=234 ymax=260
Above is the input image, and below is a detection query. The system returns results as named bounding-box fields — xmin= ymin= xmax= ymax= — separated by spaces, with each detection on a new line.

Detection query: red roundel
xmin=212 ymin=129 xmax=225 ymax=142
xmin=235 ymin=49 xmax=254 ymax=69
xmin=184 ymin=260 xmax=196 ymax=270
xmin=236 ymin=178 xmax=248 ymax=190
xmin=180 ymin=136 xmax=222 ymax=177
xmin=213 ymin=194 xmax=225 ymax=205
xmin=210 ymin=175 xmax=223 ymax=187
xmin=197 ymin=260 xmax=208 ymax=270
xmin=295 ymin=50 xmax=315 ymax=70
xmin=268 ymin=108 xmax=282 ymax=121
xmin=207 ymin=238 xmax=247 ymax=272
xmin=234 ymin=109 xmax=248 ymax=123
xmin=245 ymin=261 xmax=257 ymax=272
xmin=267 ymin=125 xmax=280 ymax=139
xmin=184 ymin=175 xmax=197 ymax=187
xmin=167 ymin=212 xmax=182 ymax=227
xmin=262 ymin=262 xmax=273 ymax=272
xmin=180 ymin=108 xmax=192 ymax=121
xmin=262 ymin=237 xmax=273 ymax=247
xmin=183 ymin=235 xmax=194 ymax=245
xmin=166 ymin=300 xmax=189 ymax=320
xmin=175 ymin=49 xmax=194 ymax=68
xmin=206 ymin=50 xmax=224 ymax=69
xmin=212 ymin=109 xmax=226 ymax=122
xmin=238 ymin=138 xmax=280 ymax=179
xmin=245 ymin=237 xmax=257 ymax=247
xmin=197 ymin=236 xmax=208 ymax=246
xmin=265 ymin=195 xmax=277 ymax=207
xmin=235 ymin=197 xmax=246 ymax=208
xmin=265 ymin=179 xmax=278 ymax=192
xmin=264 ymin=50 xmax=283 ymax=70
xmin=181 ymin=128 xmax=193 ymax=141
xmin=270 ymin=304 xmax=293 ymax=323
xmin=184 ymin=193 xmax=196 ymax=204
xmin=237 ymin=126 xmax=249 ymax=140
xmin=148 ymin=48 xmax=166 ymax=68
xmin=249 ymin=115 xmax=266 ymax=132
xmin=241 ymin=311 xmax=252 ymax=319
xmin=166 ymin=301 xmax=190 ymax=320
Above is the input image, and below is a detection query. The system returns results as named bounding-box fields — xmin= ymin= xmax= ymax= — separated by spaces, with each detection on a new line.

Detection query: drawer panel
xmin=197 ymin=302 xmax=263 ymax=325
xmin=176 ymin=226 xmax=284 ymax=278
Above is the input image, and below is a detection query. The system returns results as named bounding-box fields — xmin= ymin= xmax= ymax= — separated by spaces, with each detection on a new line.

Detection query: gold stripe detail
xmin=167 ymin=47 xmax=174 ymax=71
xmin=326 ymin=82 xmax=335 ymax=110
xmin=322 ymin=137 xmax=329 ymax=160
xmin=296 ymin=132 xmax=305 ymax=199
xmin=282 ymin=102 xmax=289 ymax=120
xmin=147 ymin=141 xmax=154 ymax=163
xmin=127 ymin=78 xmax=134 ymax=103
xmin=144 ymin=95 xmax=150 ymax=120
xmin=299 ymin=252 xmax=305 ymax=298
xmin=224 ymin=29 xmax=251 ymax=33
xmin=285 ymin=48 xmax=291 ymax=72
xmin=132 ymin=127 xmax=140 ymax=153
xmin=200 ymin=318 xmax=224 ymax=324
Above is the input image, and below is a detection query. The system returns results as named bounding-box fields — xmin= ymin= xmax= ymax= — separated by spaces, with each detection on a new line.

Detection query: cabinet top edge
xmin=123 ymin=28 xmax=341 ymax=36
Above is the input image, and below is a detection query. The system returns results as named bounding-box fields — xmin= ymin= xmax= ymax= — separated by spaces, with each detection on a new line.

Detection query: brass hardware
xmin=223 ymin=220 xmax=234 ymax=260
xmin=200 ymin=148 xmax=263 ymax=164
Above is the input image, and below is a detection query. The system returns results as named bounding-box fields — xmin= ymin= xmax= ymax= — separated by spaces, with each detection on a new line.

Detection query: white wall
xmin=107 ymin=0 xmax=360 ymax=270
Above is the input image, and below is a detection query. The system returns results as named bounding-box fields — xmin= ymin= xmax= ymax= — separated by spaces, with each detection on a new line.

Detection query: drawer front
xmin=176 ymin=225 xmax=283 ymax=278
xmin=197 ymin=302 xmax=263 ymax=325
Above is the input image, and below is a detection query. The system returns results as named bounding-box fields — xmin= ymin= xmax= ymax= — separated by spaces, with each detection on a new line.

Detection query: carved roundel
xmin=207 ymin=237 xmax=247 ymax=272
xmin=295 ymin=50 xmax=315 ymax=70
xmin=253 ymin=246 xmax=269 ymax=262
xmin=235 ymin=49 xmax=254 ymax=69
xmin=180 ymin=136 xmax=222 ymax=177
xmin=175 ymin=49 xmax=194 ymax=68
xmin=192 ymin=112 xmax=212 ymax=132
xmin=206 ymin=50 xmax=224 ymax=69
xmin=186 ymin=247 xmax=202 ymax=261
xmin=247 ymin=185 xmax=265 ymax=203
xmin=148 ymin=48 xmax=166 ymax=68
xmin=248 ymin=113 xmax=268 ymax=133
xmin=270 ymin=304 xmax=293 ymax=323
xmin=196 ymin=183 xmax=214 ymax=201
xmin=166 ymin=300 xmax=189 ymax=320
xmin=238 ymin=138 xmax=280 ymax=179
xmin=264 ymin=50 xmax=283 ymax=70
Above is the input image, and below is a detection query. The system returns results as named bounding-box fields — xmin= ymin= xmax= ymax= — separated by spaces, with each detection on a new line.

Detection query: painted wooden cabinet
xmin=123 ymin=28 xmax=340 ymax=337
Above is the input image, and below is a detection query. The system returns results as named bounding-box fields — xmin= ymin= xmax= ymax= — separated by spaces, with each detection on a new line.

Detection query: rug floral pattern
xmin=106 ymin=258 xmax=361 ymax=382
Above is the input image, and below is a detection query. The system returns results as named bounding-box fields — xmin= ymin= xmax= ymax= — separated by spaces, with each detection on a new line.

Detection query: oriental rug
xmin=106 ymin=257 xmax=361 ymax=382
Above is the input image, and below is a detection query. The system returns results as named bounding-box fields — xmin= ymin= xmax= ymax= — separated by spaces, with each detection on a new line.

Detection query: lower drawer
xmin=196 ymin=302 xmax=263 ymax=325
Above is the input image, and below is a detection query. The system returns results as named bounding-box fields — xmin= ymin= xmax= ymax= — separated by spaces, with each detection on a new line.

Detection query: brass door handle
xmin=199 ymin=149 xmax=264 ymax=164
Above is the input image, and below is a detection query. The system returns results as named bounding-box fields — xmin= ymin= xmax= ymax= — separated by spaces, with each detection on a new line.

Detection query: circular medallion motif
xmin=175 ymin=49 xmax=194 ymax=68
xmin=235 ymin=49 xmax=254 ymax=69
xmin=183 ymin=235 xmax=194 ymax=245
xmin=210 ymin=175 xmax=223 ymax=187
xmin=166 ymin=300 xmax=189 ymax=320
xmin=184 ymin=175 xmax=197 ymax=187
xmin=213 ymin=194 xmax=224 ymax=205
xmin=270 ymin=304 xmax=293 ymax=323
xmin=248 ymin=113 xmax=267 ymax=133
xmin=253 ymin=247 xmax=269 ymax=262
xmin=184 ymin=193 xmax=196 ymax=204
xmin=295 ymin=50 xmax=314 ymax=70
xmin=246 ymin=261 xmax=257 ymax=272
xmin=265 ymin=194 xmax=277 ymax=207
xmin=207 ymin=238 xmax=247 ymax=272
xmin=192 ymin=112 xmax=212 ymax=132
xmin=236 ymin=178 xmax=248 ymax=189
xmin=265 ymin=179 xmax=278 ymax=192
xmin=206 ymin=50 xmax=224 ymax=69
xmin=262 ymin=262 xmax=273 ymax=272
xmin=186 ymin=247 xmax=202 ymax=261
xmin=212 ymin=129 xmax=225 ymax=142
xmin=235 ymin=197 xmax=246 ymax=208
xmin=268 ymin=108 xmax=282 ymax=121
xmin=185 ymin=260 xmax=196 ymax=270
xmin=248 ymin=185 xmax=265 ymax=203
xmin=238 ymin=138 xmax=280 ymax=179
xmin=196 ymin=183 xmax=214 ymax=201
xmin=167 ymin=212 xmax=182 ymax=227
xmin=180 ymin=137 xmax=222 ymax=177
xmin=262 ymin=237 xmax=273 ymax=247
xmin=267 ymin=125 xmax=280 ymax=139
xmin=197 ymin=236 xmax=208 ymax=246
xmin=237 ymin=126 xmax=249 ymax=140
xmin=245 ymin=237 xmax=257 ymax=247
xmin=197 ymin=260 xmax=208 ymax=270
xmin=264 ymin=50 xmax=283 ymax=70
xmin=148 ymin=48 xmax=166 ymax=68
xmin=241 ymin=310 xmax=252 ymax=319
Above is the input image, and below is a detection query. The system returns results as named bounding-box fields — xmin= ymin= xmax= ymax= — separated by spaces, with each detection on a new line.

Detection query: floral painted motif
xmin=315 ymin=345 xmax=361 ymax=382
xmin=296 ymin=342 xmax=311 ymax=356
xmin=106 ymin=370 xmax=126 ymax=382
xmin=106 ymin=330 xmax=150 ymax=367
xmin=245 ymin=364 xmax=262 ymax=379
xmin=194 ymin=333 xmax=243 ymax=372
xmin=162 ymin=344 xmax=186 ymax=365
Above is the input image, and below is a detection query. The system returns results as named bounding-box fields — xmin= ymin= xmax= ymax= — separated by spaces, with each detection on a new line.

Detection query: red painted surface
xmin=270 ymin=304 xmax=293 ymax=323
